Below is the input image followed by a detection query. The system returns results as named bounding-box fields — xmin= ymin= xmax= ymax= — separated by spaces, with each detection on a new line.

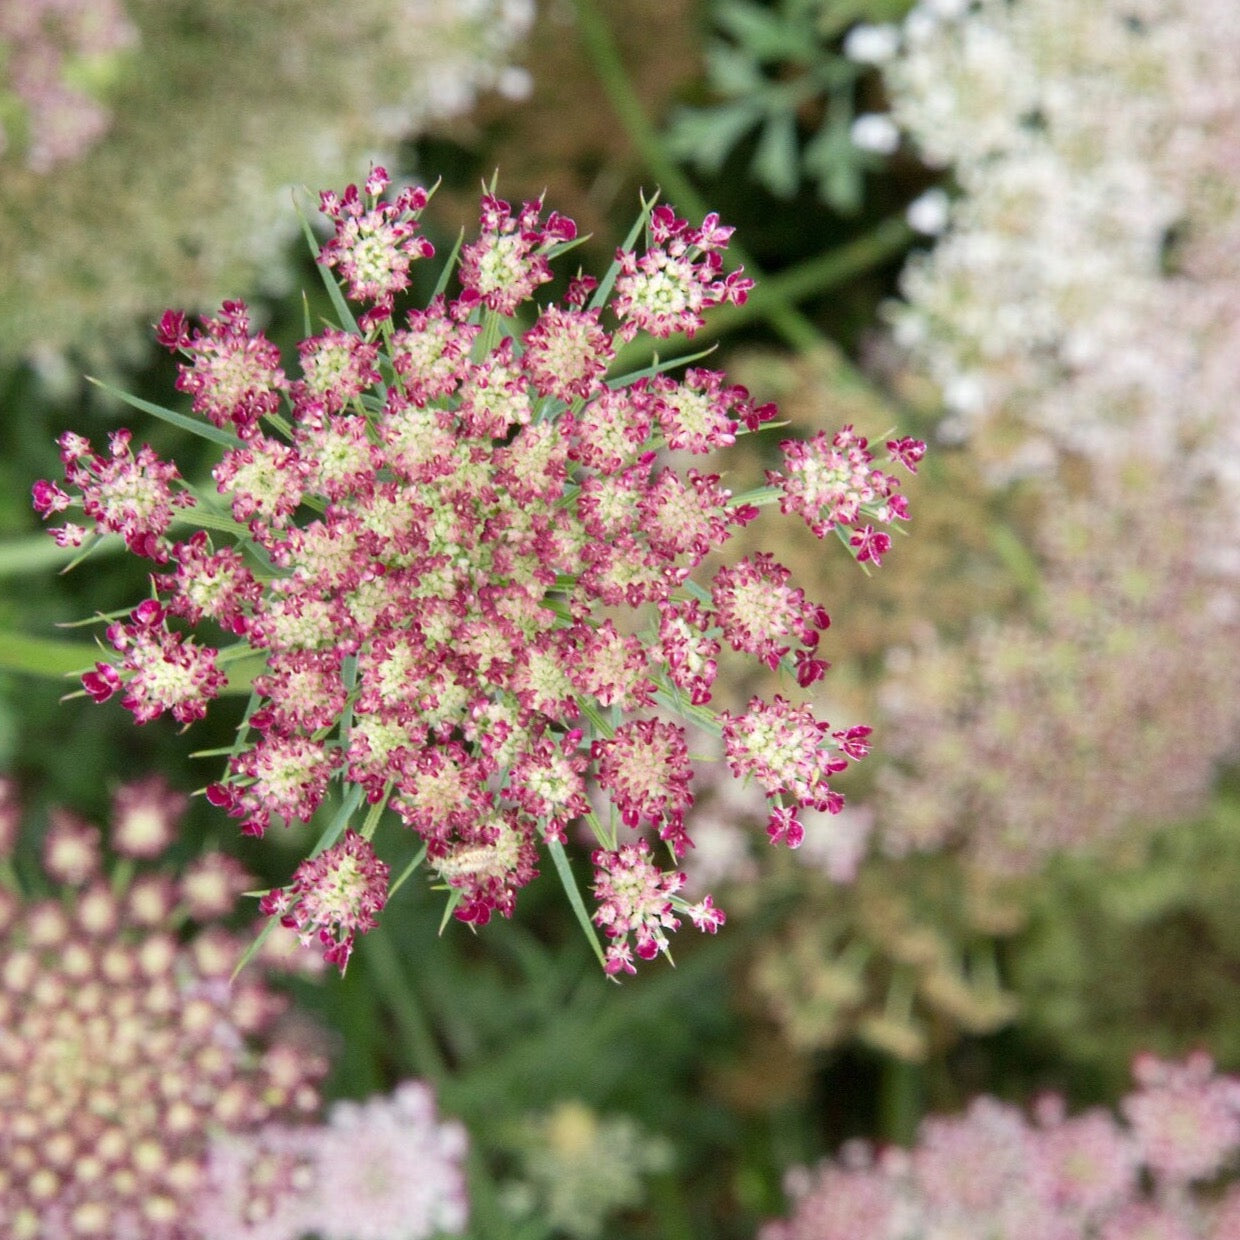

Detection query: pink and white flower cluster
xmin=839 ymin=0 xmax=1240 ymax=872
xmin=763 ymin=1052 xmax=1240 ymax=1240
xmin=201 ymin=1081 xmax=469 ymax=1240
xmin=0 ymin=776 xmax=470 ymax=1239
xmin=0 ymin=0 xmax=137 ymax=171
xmin=872 ymin=476 xmax=1240 ymax=873
xmin=35 ymin=169 xmax=923 ymax=974
xmin=0 ymin=778 xmax=329 ymax=1239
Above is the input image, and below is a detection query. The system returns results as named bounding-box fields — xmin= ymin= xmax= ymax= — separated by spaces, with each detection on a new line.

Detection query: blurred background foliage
xmin=3 ymin=1 xmax=1240 ymax=1237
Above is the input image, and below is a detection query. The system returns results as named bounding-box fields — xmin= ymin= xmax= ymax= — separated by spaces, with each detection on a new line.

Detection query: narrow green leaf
xmin=681 ymin=577 xmax=713 ymax=607
xmin=54 ymin=606 xmax=132 ymax=628
xmin=0 ymin=533 xmax=121 ymax=578
xmin=59 ymin=534 xmax=111 ymax=575
xmin=606 ymin=342 xmax=719 ymax=387
xmin=654 ymin=689 xmax=722 ymax=739
xmin=310 ymin=781 xmax=365 ymax=858
xmin=578 ymin=698 xmax=615 ymax=741
xmin=357 ymin=780 xmax=391 ymax=841
xmin=545 ymin=233 xmax=591 ymax=263
xmin=432 ymin=227 xmax=466 ymax=299
xmin=86 ymin=377 xmax=243 ymax=449
xmin=296 ymin=197 xmax=360 ymax=335
xmin=230 ymin=912 xmax=284 ymax=981
xmin=0 ymin=632 xmax=101 ymax=677
xmin=728 ymin=483 xmax=782 ymax=509
xmin=437 ymin=888 xmax=465 ymax=935
xmin=547 ymin=838 xmax=606 ymax=970
xmin=219 ymin=653 xmax=264 ymax=695
xmin=388 ymin=843 xmax=428 ymax=899
xmin=589 ymin=195 xmax=656 ymax=313
xmin=220 ymin=686 xmax=264 ymax=782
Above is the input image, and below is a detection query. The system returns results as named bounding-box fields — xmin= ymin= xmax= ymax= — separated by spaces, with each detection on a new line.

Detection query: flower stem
xmin=0 ymin=631 xmax=98 ymax=677
xmin=0 ymin=533 xmax=122 ymax=578
xmin=878 ymin=1055 xmax=924 ymax=1147
xmin=361 ymin=925 xmax=509 ymax=1237
xmin=362 ymin=920 xmax=449 ymax=1086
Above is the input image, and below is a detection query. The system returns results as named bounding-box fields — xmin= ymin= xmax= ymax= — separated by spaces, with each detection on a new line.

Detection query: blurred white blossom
xmin=1 ymin=0 xmax=533 ymax=363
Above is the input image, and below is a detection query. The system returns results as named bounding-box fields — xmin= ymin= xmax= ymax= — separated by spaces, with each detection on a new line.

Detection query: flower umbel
xmin=761 ymin=1053 xmax=1240 ymax=1240
xmin=36 ymin=169 xmax=924 ymax=971
xmin=0 ymin=780 xmax=327 ymax=1239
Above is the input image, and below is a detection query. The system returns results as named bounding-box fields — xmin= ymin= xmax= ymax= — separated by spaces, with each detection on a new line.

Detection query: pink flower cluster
xmin=0 ymin=0 xmax=137 ymax=172
xmin=201 ymin=1081 xmax=469 ymax=1240
xmin=0 ymin=778 xmax=329 ymax=1239
xmin=763 ymin=1052 xmax=1240 ymax=1240
xmin=257 ymin=829 xmax=390 ymax=973
xmin=33 ymin=428 xmax=193 ymax=559
xmin=873 ymin=477 xmax=1240 ymax=874
xmin=35 ymin=168 xmax=923 ymax=972
xmin=768 ymin=426 xmax=924 ymax=564
xmin=612 ymin=203 xmax=754 ymax=340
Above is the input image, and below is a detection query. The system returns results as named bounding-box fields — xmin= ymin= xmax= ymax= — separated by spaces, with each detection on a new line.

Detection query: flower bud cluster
xmin=35 ymin=169 xmax=924 ymax=972
xmin=762 ymin=1052 xmax=1240 ymax=1240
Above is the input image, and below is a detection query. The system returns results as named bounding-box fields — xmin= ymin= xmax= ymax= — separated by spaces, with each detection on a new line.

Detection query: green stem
xmin=361 ymin=925 xmax=509 ymax=1238
xmin=877 ymin=1055 xmax=923 ymax=1147
xmin=0 ymin=631 xmax=99 ymax=677
xmin=359 ymin=781 xmax=393 ymax=841
xmin=362 ymin=921 xmax=448 ymax=1088
xmin=0 ymin=533 xmax=123 ymax=579
xmin=649 ymin=1170 xmax=699 ymax=1240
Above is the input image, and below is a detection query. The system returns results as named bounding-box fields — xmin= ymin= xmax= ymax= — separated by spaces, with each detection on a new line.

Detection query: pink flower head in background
xmin=35 ymin=171 xmax=924 ymax=971
xmin=0 ymin=778 xmax=328 ymax=1239
xmin=0 ymin=777 xmax=471 ymax=1237
xmin=0 ymin=0 xmax=137 ymax=172
xmin=200 ymin=1081 xmax=468 ymax=1240
xmin=1123 ymin=1051 xmax=1240 ymax=1187
xmin=762 ymin=1053 xmax=1240 ymax=1240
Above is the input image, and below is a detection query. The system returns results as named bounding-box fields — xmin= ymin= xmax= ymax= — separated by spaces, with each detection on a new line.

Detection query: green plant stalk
xmin=362 ymin=921 xmax=449 ymax=1088
xmin=361 ymin=924 xmax=509 ymax=1238
xmin=0 ymin=533 xmax=124 ymax=578
xmin=649 ymin=1170 xmax=699 ymax=1240
xmin=877 ymin=1055 xmax=923 ymax=1147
